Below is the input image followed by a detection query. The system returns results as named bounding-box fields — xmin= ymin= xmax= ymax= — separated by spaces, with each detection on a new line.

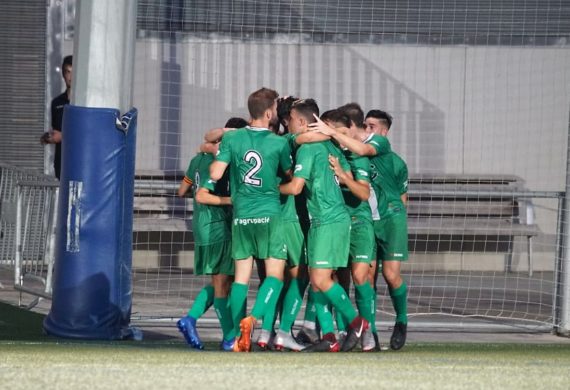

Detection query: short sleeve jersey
xmin=185 ymin=153 xmax=231 ymax=245
xmin=294 ymin=140 xmax=350 ymax=225
xmin=367 ymin=141 xmax=409 ymax=219
xmin=216 ymin=127 xmax=292 ymax=218
xmin=342 ymin=150 xmax=373 ymax=222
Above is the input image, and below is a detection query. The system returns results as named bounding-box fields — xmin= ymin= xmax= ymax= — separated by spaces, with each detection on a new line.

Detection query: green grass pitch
xmin=1 ymin=303 xmax=569 ymax=389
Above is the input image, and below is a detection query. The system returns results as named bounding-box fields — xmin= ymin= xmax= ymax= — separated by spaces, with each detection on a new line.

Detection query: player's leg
xmin=295 ymin=287 xmax=320 ymax=345
xmin=302 ymin=272 xmax=340 ymax=352
xmin=368 ymin=258 xmax=380 ymax=350
xmin=237 ymin=216 xmax=287 ymax=352
xmin=349 ymin=220 xmax=376 ymax=351
xmin=258 ymin=273 xmax=288 ymax=350
xmin=275 ymin=264 xmax=309 ymax=351
xmin=212 ymin=272 xmax=236 ymax=351
xmin=310 ymin=221 xmax=369 ymax=352
xmin=379 ymin=213 xmax=409 ymax=350
xmin=333 ymin=268 xmax=350 ymax=340
xmin=177 ymin=244 xmax=214 ymax=350
xmin=230 ymin=256 xmax=253 ymax=351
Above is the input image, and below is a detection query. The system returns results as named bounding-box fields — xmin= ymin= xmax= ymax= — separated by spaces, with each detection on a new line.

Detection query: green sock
xmin=188 ymin=284 xmax=214 ymax=319
xmin=355 ymin=282 xmax=375 ymax=327
xmin=323 ymin=283 xmax=357 ymax=324
xmin=371 ymin=288 xmax=378 ymax=333
xmin=334 ymin=308 xmax=347 ymax=332
xmin=313 ymin=291 xmax=335 ymax=335
xmin=262 ymin=281 xmax=286 ymax=332
xmin=214 ymin=297 xmax=235 ymax=340
xmin=229 ymin=282 xmax=248 ymax=336
xmin=390 ymin=282 xmax=408 ymax=324
xmin=279 ymin=278 xmax=308 ymax=332
xmin=304 ymin=288 xmax=317 ymax=323
xmin=251 ymin=276 xmax=283 ymax=320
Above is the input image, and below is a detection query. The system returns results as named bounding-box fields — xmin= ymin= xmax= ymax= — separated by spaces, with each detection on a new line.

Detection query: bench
xmin=132 ymin=171 xmax=194 ymax=267
xmin=406 ymin=174 xmax=540 ymax=276
xmin=132 ymin=172 xmax=541 ymax=275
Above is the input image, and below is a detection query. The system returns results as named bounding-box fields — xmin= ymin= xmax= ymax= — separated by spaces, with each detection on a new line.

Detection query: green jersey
xmin=279 ymin=133 xmax=300 ymax=223
xmin=342 ymin=150 xmax=373 ymax=222
xmin=294 ymin=140 xmax=350 ymax=225
xmin=216 ymin=126 xmax=292 ymax=218
xmin=365 ymin=134 xmax=408 ymax=219
xmin=185 ymin=153 xmax=231 ymax=245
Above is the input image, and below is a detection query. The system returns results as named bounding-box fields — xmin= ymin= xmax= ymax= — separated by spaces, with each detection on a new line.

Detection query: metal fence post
xmin=558 ymin=108 xmax=570 ymax=336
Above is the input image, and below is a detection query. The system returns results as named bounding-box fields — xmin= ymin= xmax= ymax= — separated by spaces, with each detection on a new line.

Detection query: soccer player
xmin=209 ymin=88 xmax=292 ymax=352
xmin=310 ymin=106 xmax=409 ymax=351
xmin=321 ymin=109 xmax=377 ymax=352
xmin=176 ymin=118 xmax=247 ymax=351
xmin=280 ymin=99 xmax=369 ymax=352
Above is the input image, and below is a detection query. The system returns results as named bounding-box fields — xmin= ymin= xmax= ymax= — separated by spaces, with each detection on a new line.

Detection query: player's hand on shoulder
xmin=328 ymin=155 xmax=345 ymax=181
xmin=309 ymin=114 xmax=336 ymax=136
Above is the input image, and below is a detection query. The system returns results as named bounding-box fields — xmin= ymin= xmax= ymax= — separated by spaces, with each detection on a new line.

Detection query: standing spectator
xmin=41 ymin=55 xmax=72 ymax=180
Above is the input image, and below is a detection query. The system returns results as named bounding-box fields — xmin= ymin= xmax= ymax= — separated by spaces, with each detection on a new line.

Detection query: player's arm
xmin=309 ymin=115 xmax=376 ymax=156
xmin=209 ymin=160 xmax=228 ymax=181
xmin=280 ymin=176 xmax=305 ymax=196
xmin=199 ymin=142 xmax=219 ymax=155
xmin=210 ymin=135 xmax=231 ymax=180
xmin=177 ymin=176 xmax=192 ymax=197
xmin=204 ymin=127 xmax=236 ymax=143
xmin=329 ymin=156 xmax=369 ymax=201
xmin=401 ymin=193 xmax=408 ymax=207
xmin=195 ymin=187 xmax=232 ymax=206
xmin=295 ymin=131 xmax=330 ymax=144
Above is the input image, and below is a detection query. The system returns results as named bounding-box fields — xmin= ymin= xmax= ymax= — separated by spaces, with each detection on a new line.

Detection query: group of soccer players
xmin=176 ymin=87 xmax=409 ymax=353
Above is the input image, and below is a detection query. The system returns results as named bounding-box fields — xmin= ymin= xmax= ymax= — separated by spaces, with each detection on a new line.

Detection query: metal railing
xmin=13 ymin=179 xmax=59 ymax=307
xmin=0 ymin=163 xmax=59 ymax=308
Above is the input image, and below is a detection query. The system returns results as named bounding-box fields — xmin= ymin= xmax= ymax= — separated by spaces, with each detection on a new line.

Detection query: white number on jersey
xmin=194 ymin=171 xmax=201 ymax=191
xmin=243 ymin=150 xmax=263 ymax=187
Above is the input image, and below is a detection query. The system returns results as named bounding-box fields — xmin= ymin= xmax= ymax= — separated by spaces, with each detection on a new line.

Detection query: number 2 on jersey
xmin=243 ymin=150 xmax=263 ymax=186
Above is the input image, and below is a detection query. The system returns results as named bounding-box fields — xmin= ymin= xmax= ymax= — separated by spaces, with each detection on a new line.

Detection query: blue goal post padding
xmin=44 ymin=105 xmax=138 ymax=340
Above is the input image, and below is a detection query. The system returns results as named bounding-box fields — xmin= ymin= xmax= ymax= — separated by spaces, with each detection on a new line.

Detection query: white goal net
xmin=115 ymin=0 xmax=570 ymax=329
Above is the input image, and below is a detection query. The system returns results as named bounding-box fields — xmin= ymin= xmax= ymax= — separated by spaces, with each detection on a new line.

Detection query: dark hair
xmin=248 ymin=87 xmax=279 ymax=119
xmin=277 ymin=96 xmax=298 ymax=126
xmin=338 ymin=102 xmax=365 ymax=128
xmin=224 ymin=117 xmax=248 ymax=128
xmin=291 ymin=98 xmax=319 ymax=124
xmin=366 ymin=109 xmax=393 ymax=129
xmin=62 ymin=55 xmax=73 ymax=69
xmin=320 ymin=109 xmax=351 ymax=128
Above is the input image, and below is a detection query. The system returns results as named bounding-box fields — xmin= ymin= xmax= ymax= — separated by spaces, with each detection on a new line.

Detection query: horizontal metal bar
xmin=14 ymin=177 xmax=565 ymax=200
xmin=13 ymin=284 xmax=52 ymax=300
xmin=17 ymin=179 xmax=59 ymax=188
xmin=135 ymin=181 xmax=179 ymax=191
xmin=408 ymin=190 xmax=564 ymax=199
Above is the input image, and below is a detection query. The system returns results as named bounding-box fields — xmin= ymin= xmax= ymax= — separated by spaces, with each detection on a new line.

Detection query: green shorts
xmin=308 ymin=220 xmax=351 ymax=269
xmin=231 ymin=215 xmax=287 ymax=261
xmin=282 ymin=220 xmax=306 ymax=267
xmin=194 ymin=240 xmax=233 ymax=275
xmin=373 ymin=212 xmax=409 ymax=261
xmin=349 ymin=218 xmax=375 ymax=265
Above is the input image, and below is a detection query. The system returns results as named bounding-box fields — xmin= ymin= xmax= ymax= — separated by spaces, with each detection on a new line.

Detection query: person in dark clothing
xmin=41 ymin=55 xmax=72 ymax=180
